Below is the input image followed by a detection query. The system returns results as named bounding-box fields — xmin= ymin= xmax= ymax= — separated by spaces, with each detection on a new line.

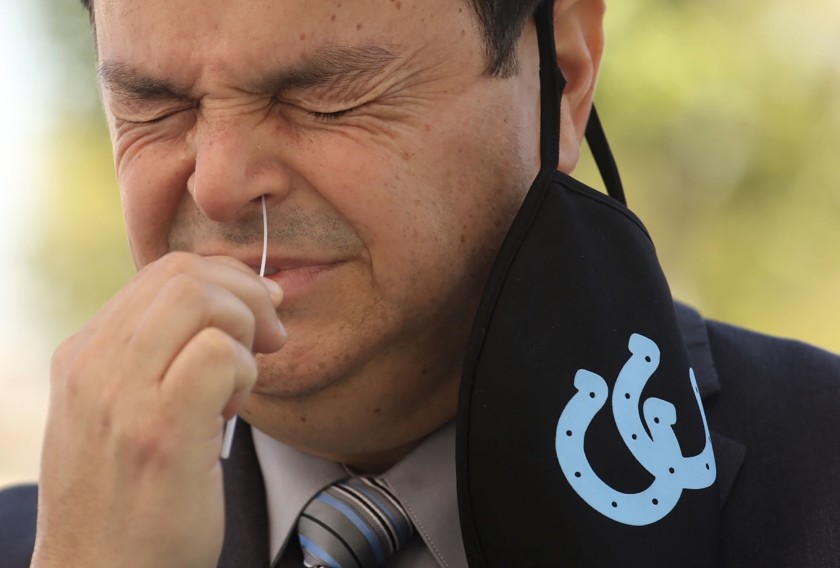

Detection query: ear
xmin=554 ymin=0 xmax=606 ymax=173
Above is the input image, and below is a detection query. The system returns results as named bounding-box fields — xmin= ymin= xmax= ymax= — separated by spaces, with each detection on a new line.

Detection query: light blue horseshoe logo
xmin=555 ymin=333 xmax=716 ymax=526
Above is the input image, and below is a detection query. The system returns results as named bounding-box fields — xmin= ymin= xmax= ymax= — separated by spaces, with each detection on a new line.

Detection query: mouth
xmin=246 ymin=259 xmax=339 ymax=275
xmin=250 ymin=259 xmax=347 ymax=301
xmin=193 ymin=248 xmax=348 ymax=302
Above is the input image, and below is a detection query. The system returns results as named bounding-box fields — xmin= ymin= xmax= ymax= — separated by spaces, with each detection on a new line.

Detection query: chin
xmin=252 ymin=354 xmax=347 ymax=401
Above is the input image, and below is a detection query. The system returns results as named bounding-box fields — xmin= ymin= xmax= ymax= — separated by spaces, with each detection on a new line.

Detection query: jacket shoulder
xmin=705 ymin=319 xmax=840 ymax=407
xmin=704 ymin=318 xmax=840 ymax=461
xmin=702 ymin=320 xmax=840 ymax=566
xmin=0 ymin=484 xmax=38 ymax=567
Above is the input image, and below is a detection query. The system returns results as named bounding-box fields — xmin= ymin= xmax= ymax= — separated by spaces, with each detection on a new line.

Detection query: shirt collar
xmin=253 ymin=421 xmax=464 ymax=568
xmin=382 ymin=421 xmax=467 ymax=567
xmin=252 ymin=429 xmax=346 ymax=561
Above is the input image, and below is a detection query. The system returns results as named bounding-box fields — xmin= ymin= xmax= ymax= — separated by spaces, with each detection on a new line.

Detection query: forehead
xmin=93 ymin=0 xmax=479 ymax=63
xmin=94 ymin=0 xmax=483 ymax=89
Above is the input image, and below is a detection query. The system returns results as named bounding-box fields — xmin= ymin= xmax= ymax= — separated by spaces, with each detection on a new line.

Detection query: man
xmin=1 ymin=0 xmax=839 ymax=566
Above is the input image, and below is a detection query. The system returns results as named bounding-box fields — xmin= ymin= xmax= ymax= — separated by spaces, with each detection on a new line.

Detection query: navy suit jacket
xmin=2 ymin=305 xmax=840 ymax=566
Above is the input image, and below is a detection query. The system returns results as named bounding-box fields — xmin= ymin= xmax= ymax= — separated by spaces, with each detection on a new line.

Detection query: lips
xmin=263 ymin=261 xmax=345 ymax=301
xmin=190 ymin=247 xmax=347 ymax=301
xmin=239 ymin=255 xmax=347 ymax=301
xmin=243 ymin=257 xmax=342 ymax=275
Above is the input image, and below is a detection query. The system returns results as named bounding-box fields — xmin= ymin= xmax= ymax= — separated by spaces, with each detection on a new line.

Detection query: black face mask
xmin=455 ymin=1 xmax=722 ymax=565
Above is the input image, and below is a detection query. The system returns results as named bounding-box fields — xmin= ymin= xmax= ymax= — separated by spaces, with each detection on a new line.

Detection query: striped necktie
xmin=297 ymin=477 xmax=414 ymax=568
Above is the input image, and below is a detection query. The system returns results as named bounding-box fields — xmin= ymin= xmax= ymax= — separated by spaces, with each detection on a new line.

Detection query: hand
xmin=30 ymin=252 xmax=286 ymax=568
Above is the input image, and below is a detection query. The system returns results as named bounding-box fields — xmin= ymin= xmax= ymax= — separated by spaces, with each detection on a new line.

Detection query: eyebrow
xmin=246 ymin=44 xmax=399 ymax=95
xmin=99 ymin=44 xmax=399 ymax=103
xmin=99 ymin=61 xmax=193 ymax=102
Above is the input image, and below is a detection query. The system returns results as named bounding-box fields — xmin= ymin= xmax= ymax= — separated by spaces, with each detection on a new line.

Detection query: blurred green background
xmin=1 ymin=0 xmax=838 ymax=485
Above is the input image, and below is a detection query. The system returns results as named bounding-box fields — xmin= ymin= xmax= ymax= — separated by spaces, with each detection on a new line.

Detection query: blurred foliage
xmin=27 ymin=0 xmax=134 ymax=342
xmin=31 ymin=116 xmax=133 ymax=337
xmin=30 ymin=0 xmax=840 ymax=351
xmin=578 ymin=0 xmax=840 ymax=350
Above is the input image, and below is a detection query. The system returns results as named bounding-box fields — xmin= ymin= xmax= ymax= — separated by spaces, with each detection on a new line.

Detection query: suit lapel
xmin=218 ymin=422 xmax=270 ymax=568
xmin=675 ymin=303 xmax=745 ymax=508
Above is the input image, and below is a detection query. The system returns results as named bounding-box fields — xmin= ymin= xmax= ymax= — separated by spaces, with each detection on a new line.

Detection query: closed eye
xmin=120 ymin=107 xmax=195 ymax=125
xmin=308 ymin=108 xmax=356 ymax=122
xmin=273 ymin=97 xmax=364 ymax=123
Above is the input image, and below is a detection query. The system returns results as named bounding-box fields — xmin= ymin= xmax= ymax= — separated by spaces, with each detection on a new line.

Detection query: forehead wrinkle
xmin=244 ymin=44 xmax=401 ymax=96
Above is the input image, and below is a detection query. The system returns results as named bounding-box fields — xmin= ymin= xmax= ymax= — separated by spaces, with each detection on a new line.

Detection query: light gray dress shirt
xmin=252 ymin=421 xmax=468 ymax=567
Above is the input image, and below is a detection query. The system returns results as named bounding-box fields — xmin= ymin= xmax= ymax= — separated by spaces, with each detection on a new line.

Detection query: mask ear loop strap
xmin=536 ymin=0 xmax=625 ymax=206
xmin=585 ymin=105 xmax=627 ymax=206
xmin=536 ymin=0 xmax=564 ymax=175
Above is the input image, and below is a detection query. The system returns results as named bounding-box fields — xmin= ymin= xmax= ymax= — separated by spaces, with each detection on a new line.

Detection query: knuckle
xmin=54 ymin=359 xmax=84 ymax=398
xmin=198 ymin=327 xmax=242 ymax=366
xmin=118 ymin=418 xmax=174 ymax=470
xmin=160 ymin=272 xmax=208 ymax=308
xmin=158 ymin=251 xmax=200 ymax=275
xmin=50 ymin=335 xmax=92 ymax=395
xmin=49 ymin=337 xmax=77 ymax=382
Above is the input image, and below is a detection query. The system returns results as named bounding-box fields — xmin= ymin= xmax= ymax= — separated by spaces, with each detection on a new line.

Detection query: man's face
xmin=95 ymin=0 xmax=541 ymax=459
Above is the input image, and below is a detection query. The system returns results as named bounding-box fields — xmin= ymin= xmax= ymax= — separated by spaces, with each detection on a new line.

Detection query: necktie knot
xmin=297 ymin=477 xmax=414 ymax=568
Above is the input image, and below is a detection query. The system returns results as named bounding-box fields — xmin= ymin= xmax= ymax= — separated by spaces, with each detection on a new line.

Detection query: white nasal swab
xmin=221 ymin=194 xmax=268 ymax=459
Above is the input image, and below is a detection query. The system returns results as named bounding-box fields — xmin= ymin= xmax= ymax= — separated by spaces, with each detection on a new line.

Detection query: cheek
xmin=304 ymin=110 xmax=522 ymax=308
xmin=115 ymin=128 xmax=193 ymax=267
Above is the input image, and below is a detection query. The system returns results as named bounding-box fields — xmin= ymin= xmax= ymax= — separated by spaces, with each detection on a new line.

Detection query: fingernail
xmin=262 ymin=277 xmax=283 ymax=302
xmin=277 ymin=319 xmax=288 ymax=340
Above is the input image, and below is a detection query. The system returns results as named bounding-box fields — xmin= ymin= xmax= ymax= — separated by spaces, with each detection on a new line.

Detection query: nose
xmin=187 ymin=114 xmax=291 ymax=223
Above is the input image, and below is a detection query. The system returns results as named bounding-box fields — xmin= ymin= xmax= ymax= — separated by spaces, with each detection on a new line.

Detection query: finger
xmin=54 ymin=253 xmax=285 ymax=399
xmin=206 ymin=255 xmax=284 ymax=305
xmin=158 ymin=253 xmax=285 ymax=353
xmin=160 ymin=327 xmax=258 ymax=443
xmin=129 ymin=274 xmax=261 ymax=378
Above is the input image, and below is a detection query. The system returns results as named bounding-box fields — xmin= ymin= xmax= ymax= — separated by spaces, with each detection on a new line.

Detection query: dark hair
xmin=468 ymin=0 xmax=542 ymax=76
xmin=79 ymin=0 xmax=540 ymax=76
